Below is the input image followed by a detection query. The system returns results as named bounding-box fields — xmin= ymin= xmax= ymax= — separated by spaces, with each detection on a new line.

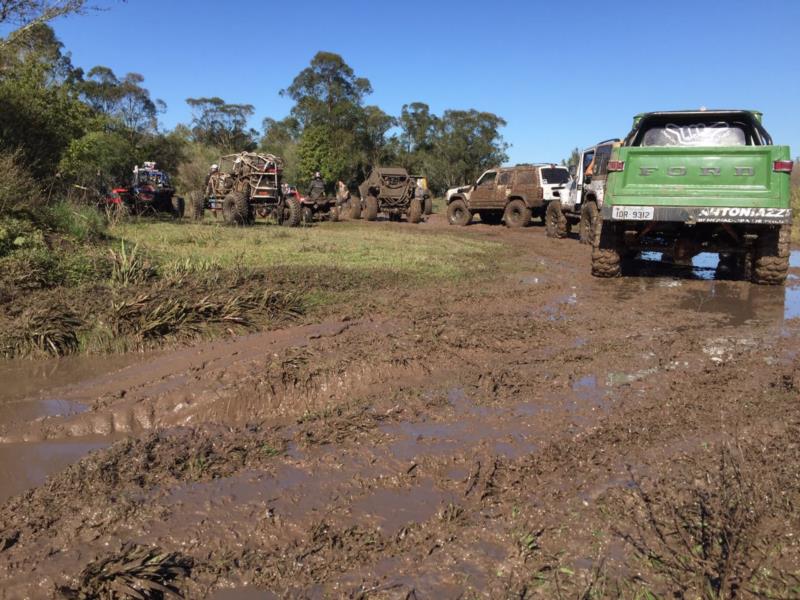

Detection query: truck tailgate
xmin=611 ymin=146 xmax=788 ymax=207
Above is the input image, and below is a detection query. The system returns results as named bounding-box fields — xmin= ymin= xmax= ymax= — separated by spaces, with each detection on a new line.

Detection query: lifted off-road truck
xmin=195 ymin=152 xmax=301 ymax=227
xmin=447 ymin=164 xmax=564 ymax=227
xmin=353 ymin=167 xmax=424 ymax=223
xmin=592 ymin=110 xmax=793 ymax=284
xmin=546 ymin=140 xmax=620 ymax=244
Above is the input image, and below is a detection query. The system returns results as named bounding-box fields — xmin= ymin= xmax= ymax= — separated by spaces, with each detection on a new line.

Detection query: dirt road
xmin=1 ymin=215 xmax=799 ymax=598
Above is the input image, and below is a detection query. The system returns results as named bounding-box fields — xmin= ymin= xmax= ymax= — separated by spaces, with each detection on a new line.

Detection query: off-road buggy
xmin=352 ymin=167 xmax=424 ymax=223
xmin=192 ymin=152 xmax=301 ymax=227
xmin=107 ymin=162 xmax=184 ymax=218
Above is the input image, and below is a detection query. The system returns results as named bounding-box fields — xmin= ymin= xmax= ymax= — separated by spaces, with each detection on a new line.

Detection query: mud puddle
xmin=0 ymin=435 xmax=116 ymax=503
xmin=0 ymin=352 xmax=153 ymax=405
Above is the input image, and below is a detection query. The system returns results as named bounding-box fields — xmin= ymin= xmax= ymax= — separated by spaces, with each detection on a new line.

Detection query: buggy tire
xmin=349 ymin=198 xmax=362 ymax=220
xmin=545 ymin=200 xmax=568 ymax=238
xmin=172 ymin=196 xmax=185 ymax=220
xmin=579 ymin=201 xmax=598 ymax=245
xmin=447 ymin=199 xmax=471 ymax=226
xmin=504 ymin=199 xmax=532 ymax=228
xmin=365 ymin=195 xmax=379 ymax=221
xmin=223 ymin=191 xmax=252 ymax=226
xmin=752 ymin=225 xmax=790 ymax=285
xmin=282 ymin=196 xmax=302 ymax=227
xmin=591 ymin=216 xmax=622 ymax=278
xmin=190 ymin=192 xmax=205 ymax=221
xmin=408 ymin=198 xmax=423 ymax=223
xmin=479 ymin=211 xmax=503 ymax=225
xmin=424 ymin=196 xmax=433 ymax=215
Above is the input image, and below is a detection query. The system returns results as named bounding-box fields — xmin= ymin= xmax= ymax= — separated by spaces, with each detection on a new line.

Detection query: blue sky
xmin=38 ymin=0 xmax=800 ymax=163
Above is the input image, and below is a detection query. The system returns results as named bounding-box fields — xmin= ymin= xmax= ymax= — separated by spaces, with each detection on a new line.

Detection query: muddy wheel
xmin=171 ymin=196 xmax=185 ymax=220
xmin=330 ymin=206 xmax=340 ymax=222
xmin=424 ymin=196 xmax=433 ymax=215
xmin=408 ymin=198 xmax=423 ymax=223
xmin=282 ymin=196 xmax=302 ymax=227
xmin=301 ymin=206 xmax=314 ymax=225
xmin=447 ymin=199 xmax=471 ymax=226
xmin=365 ymin=196 xmax=379 ymax=221
xmin=579 ymin=201 xmax=599 ymax=245
xmin=591 ymin=216 xmax=622 ymax=278
xmin=223 ymin=191 xmax=252 ymax=226
xmin=545 ymin=200 xmax=567 ymax=238
xmin=479 ymin=212 xmax=503 ymax=225
xmin=190 ymin=192 xmax=205 ymax=221
xmin=504 ymin=199 xmax=532 ymax=228
xmin=752 ymin=225 xmax=791 ymax=285
xmin=350 ymin=198 xmax=362 ymax=220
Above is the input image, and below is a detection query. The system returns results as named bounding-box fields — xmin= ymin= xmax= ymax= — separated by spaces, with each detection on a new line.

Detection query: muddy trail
xmin=1 ymin=215 xmax=799 ymax=598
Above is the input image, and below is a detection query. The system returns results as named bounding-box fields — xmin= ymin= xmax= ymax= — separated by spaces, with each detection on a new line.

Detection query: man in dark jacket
xmin=308 ymin=171 xmax=326 ymax=202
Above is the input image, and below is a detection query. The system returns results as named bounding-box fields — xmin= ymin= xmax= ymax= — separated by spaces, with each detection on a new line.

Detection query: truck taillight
xmin=773 ymin=160 xmax=794 ymax=173
xmin=608 ymin=161 xmax=625 ymax=172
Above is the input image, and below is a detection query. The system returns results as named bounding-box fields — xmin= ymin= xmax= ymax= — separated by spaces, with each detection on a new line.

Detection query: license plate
xmin=612 ymin=206 xmax=654 ymax=221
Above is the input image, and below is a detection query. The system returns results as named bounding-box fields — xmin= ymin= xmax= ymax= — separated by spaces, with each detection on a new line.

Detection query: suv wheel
xmin=545 ymin=200 xmax=568 ymax=238
xmin=579 ymin=201 xmax=598 ymax=245
xmin=365 ymin=195 xmax=379 ymax=221
xmin=504 ymin=199 xmax=532 ymax=228
xmin=591 ymin=216 xmax=622 ymax=277
xmin=447 ymin=199 xmax=471 ymax=226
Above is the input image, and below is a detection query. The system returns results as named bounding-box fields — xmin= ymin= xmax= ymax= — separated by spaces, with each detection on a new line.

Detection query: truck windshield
xmin=641 ymin=123 xmax=747 ymax=147
xmin=540 ymin=168 xmax=569 ymax=184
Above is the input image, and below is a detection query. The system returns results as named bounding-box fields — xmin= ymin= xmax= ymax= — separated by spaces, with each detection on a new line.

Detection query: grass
xmin=109 ymin=218 xmax=501 ymax=282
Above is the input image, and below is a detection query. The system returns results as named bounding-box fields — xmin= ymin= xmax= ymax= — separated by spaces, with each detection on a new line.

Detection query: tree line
xmin=0 ymin=4 xmax=509 ymax=199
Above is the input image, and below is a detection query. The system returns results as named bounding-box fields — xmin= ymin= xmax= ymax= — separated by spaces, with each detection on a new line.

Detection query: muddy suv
xmin=194 ymin=152 xmax=301 ymax=227
xmin=352 ymin=167 xmax=423 ymax=223
xmin=109 ymin=162 xmax=184 ymax=218
xmin=446 ymin=164 xmax=545 ymax=227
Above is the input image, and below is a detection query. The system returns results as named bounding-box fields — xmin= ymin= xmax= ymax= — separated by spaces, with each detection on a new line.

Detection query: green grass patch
xmin=109 ymin=219 xmax=502 ymax=283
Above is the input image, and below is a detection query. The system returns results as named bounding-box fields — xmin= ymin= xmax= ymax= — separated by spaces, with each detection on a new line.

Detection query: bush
xmin=47 ymin=201 xmax=106 ymax=243
xmin=0 ymin=151 xmax=42 ymax=216
xmin=174 ymin=143 xmax=220 ymax=196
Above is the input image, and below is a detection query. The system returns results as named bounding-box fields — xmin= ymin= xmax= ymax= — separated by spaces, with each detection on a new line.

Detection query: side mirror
xmin=584 ymin=175 xmax=592 ymax=184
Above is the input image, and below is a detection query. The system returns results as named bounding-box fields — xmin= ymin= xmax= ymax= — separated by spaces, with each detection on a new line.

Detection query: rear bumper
xmin=602 ymin=205 xmax=792 ymax=225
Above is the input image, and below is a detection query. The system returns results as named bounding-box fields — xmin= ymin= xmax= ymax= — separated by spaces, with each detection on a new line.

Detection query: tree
xmin=281 ymin=51 xmax=372 ymax=130
xmin=425 ymin=109 xmax=508 ymax=193
xmin=80 ymin=67 xmax=164 ymax=137
xmin=186 ymin=96 xmax=257 ymax=150
xmin=562 ymin=147 xmax=581 ymax=171
xmin=398 ymin=102 xmax=437 ymax=155
xmin=0 ymin=0 xmax=96 ymax=43
xmin=355 ymin=105 xmax=396 ymax=172
xmin=296 ymin=125 xmax=347 ymax=189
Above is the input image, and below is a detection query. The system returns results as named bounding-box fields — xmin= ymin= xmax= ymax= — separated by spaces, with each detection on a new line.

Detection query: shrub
xmin=0 ymin=151 xmax=42 ymax=216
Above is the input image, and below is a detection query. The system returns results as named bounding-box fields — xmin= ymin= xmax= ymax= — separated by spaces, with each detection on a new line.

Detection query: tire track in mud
xmin=1 ymin=222 xmax=799 ymax=597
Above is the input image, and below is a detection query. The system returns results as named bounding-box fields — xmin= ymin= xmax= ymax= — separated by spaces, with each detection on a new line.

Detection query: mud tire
xmin=447 ymin=199 xmax=471 ymax=226
xmin=424 ymin=196 xmax=433 ymax=215
xmin=408 ymin=198 xmax=423 ymax=224
xmin=330 ymin=206 xmax=340 ymax=222
xmin=504 ymin=199 xmax=532 ymax=228
xmin=365 ymin=196 xmax=379 ymax=221
xmin=171 ymin=196 xmax=185 ymax=220
xmin=223 ymin=191 xmax=252 ymax=226
xmin=752 ymin=225 xmax=791 ymax=285
xmin=350 ymin=198 xmax=362 ymax=220
xmin=579 ymin=201 xmax=599 ymax=245
xmin=545 ymin=200 xmax=568 ymax=238
xmin=282 ymin=196 xmax=302 ymax=227
xmin=301 ymin=206 xmax=314 ymax=225
xmin=591 ymin=216 xmax=622 ymax=278
xmin=190 ymin=192 xmax=205 ymax=221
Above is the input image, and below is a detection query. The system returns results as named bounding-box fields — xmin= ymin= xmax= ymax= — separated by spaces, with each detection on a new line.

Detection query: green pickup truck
xmin=592 ymin=110 xmax=793 ymax=284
